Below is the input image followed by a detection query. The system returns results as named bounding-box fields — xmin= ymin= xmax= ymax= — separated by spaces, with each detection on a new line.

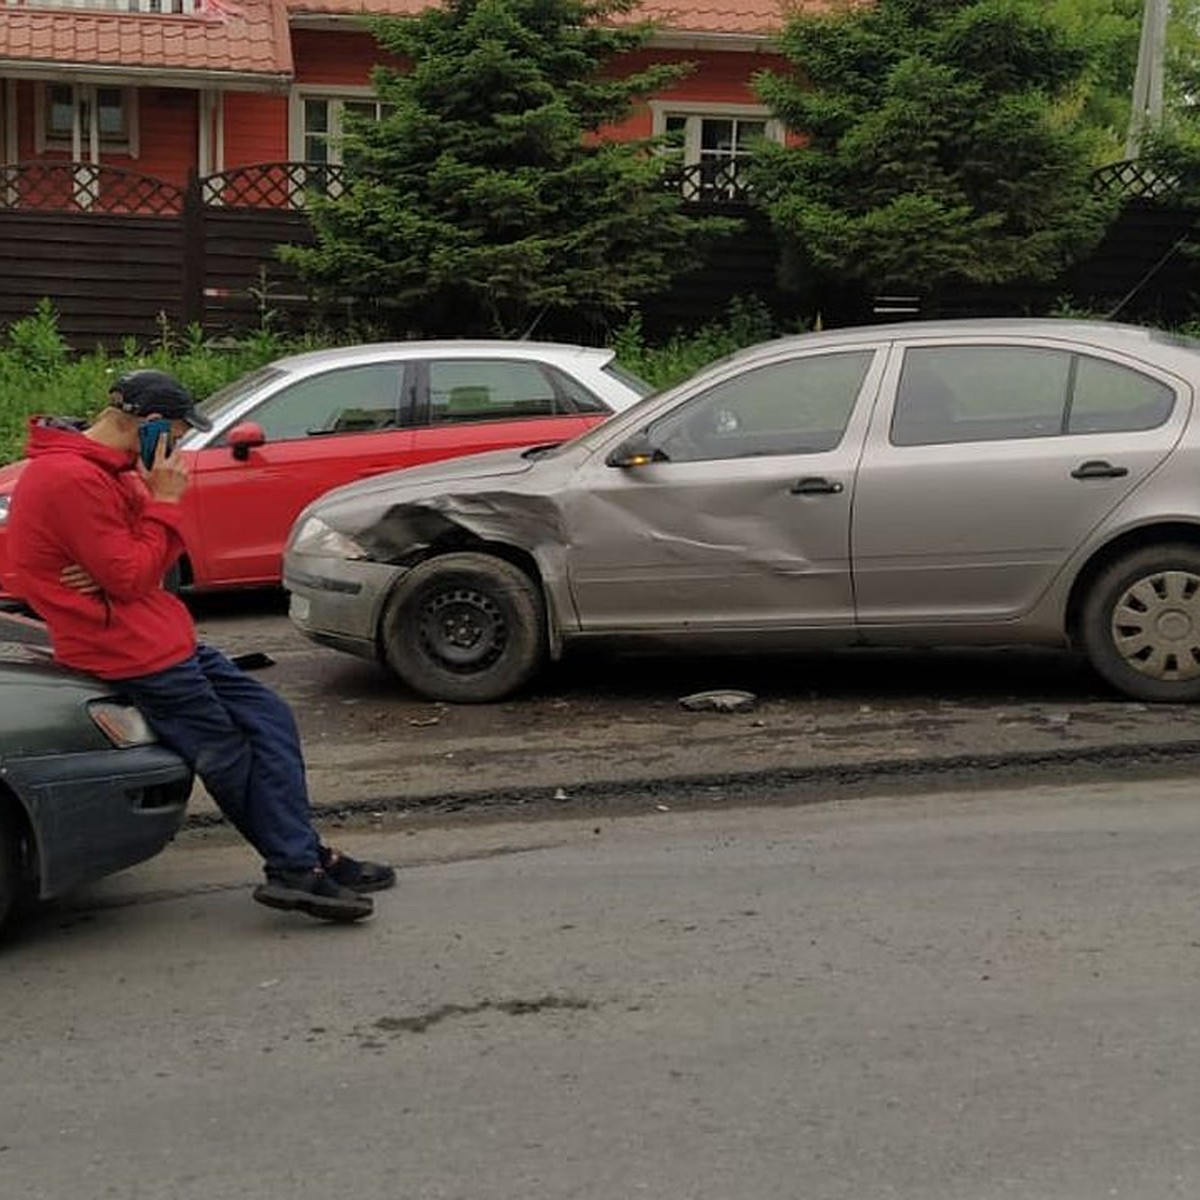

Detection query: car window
xmin=891 ymin=346 xmax=1176 ymax=446
xmin=242 ymin=364 xmax=404 ymax=442
xmin=428 ymin=360 xmax=563 ymax=423
xmin=892 ymin=347 xmax=1069 ymax=446
xmin=547 ymin=365 xmax=609 ymax=414
xmin=647 ymin=351 xmax=873 ymax=462
xmin=1067 ymin=356 xmax=1174 ymax=433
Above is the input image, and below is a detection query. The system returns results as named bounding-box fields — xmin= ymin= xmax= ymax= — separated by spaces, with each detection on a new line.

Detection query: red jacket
xmin=7 ymin=418 xmax=196 ymax=680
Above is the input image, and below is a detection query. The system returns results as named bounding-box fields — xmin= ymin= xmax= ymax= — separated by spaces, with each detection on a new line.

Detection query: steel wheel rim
xmin=1111 ymin=569 xmax=1200 ymax=682
xmin=416 ymin=586 xmax=507 ymax=674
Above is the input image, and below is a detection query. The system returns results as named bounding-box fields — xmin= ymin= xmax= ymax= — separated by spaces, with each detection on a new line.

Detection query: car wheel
xmin=162 ymin=557 xmax=188 ymax=594
xmin=0 ymin=804 xmax=22 ymax=934
xmin=382 ymin=552 xmax=547 ymax=703
xmin=1081 ymin=543 xmax=1200 ymax=702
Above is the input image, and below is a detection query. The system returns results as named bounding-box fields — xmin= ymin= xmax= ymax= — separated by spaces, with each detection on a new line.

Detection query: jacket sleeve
xmin=46 ymin=471 xmax=185 ymax=601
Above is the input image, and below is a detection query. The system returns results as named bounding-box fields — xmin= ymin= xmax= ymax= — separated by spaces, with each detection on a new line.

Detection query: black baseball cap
xmin=111 ymin=369 xmax=212 ymax=432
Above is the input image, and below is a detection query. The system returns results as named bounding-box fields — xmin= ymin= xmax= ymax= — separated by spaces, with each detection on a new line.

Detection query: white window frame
xmin=650 ymin=101 xmax=783 ymax=161
xmin=35 ymin=83 xmax=139 ymax=160
xmin=289 ymin=87 xmax=390 ymax=167
xmin=651 ymin=101 xmax=782 ymax=200
xmin=7 ymin=1 xmax=197 ymax=10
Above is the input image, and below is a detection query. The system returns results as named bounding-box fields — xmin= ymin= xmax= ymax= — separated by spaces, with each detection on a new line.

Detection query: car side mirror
xmin=227 ymin=421 xmax=266 ymax=462
xmin=605 ymin=433 xmax=668 ymax=468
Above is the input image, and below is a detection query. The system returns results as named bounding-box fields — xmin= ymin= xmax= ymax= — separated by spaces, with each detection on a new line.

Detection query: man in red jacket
xmin=7 ymin=369 xmax=395 ymax=923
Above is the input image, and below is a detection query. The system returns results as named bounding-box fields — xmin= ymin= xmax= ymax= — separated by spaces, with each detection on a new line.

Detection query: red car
xmin=0 ymin=341 xmax=650 ymax=596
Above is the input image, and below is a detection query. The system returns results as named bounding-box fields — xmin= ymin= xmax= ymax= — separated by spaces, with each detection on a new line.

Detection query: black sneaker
xmin=253 ymin=868 xmax=373 ymax=922
xmin=319 ymin=847 xmax=397 ymax=893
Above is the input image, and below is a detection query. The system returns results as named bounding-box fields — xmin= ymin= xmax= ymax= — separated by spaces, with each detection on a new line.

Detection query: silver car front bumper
xmin=284 ymin=554 xmax=408 ymax=662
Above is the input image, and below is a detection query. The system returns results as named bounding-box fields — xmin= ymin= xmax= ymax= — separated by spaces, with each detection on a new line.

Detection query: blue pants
xmin=114 ymin=644 xmax=321 ymax=874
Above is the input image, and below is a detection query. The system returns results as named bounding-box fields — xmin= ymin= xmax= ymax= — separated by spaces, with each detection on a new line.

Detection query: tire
xmin=381 ymin=552 xmax=547 ymax=703
xmin=162 ymin=557 xmax=187 ymax=594
xmin=1081 ymin=543 xmax=1200 ymax=702
xmin=0 ymin=804 xmax=23 ymax=936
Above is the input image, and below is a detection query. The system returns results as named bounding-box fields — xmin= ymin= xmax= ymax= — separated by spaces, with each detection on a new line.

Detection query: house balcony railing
xmin=201 ymin=162 xmax=347 ymax=209
xmin=2 ymin=0 xmax=201 ymax=13
xmin=665 ymin=159 xmax=754 ymax=205
xmin=0 ymin=160 xmax=746 ymax=213
xmin=1092 ymin=158 xmax=1183 ymax=201
xmin=0 ymin=161 xmax=184 ymax=214
xmin=0 ymin=157 xmax=1189 ymax=216
xmin=0 ymin=162 xmax=346 ymax=213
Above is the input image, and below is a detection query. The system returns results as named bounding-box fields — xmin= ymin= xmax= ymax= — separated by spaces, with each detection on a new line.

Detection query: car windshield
xmin=193 ymin=365 xmax=288 ymax=427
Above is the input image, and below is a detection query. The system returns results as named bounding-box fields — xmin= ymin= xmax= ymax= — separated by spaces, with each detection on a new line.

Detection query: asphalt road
xmin=5 ymin=777 xmax=1200 ymax=1199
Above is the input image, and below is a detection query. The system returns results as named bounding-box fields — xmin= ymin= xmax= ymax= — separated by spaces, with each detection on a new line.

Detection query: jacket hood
xmin=26 ymin=416 xmax=134 ymax=472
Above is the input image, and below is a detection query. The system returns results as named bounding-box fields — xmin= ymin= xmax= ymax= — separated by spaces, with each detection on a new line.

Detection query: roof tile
xmin=0 ymin=0 xmax=807 ymax=80
xmin=284 ymin=0 xmax=794 ymax=37
xmin=0 ymin=0 xmax=292 ymax=79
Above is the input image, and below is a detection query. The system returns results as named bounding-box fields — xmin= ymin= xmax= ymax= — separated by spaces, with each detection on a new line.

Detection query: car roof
xmin=725 ymin=318 xmax=1197 ymax=359
xmin=269 ymin=340 xmax=617 ymax=374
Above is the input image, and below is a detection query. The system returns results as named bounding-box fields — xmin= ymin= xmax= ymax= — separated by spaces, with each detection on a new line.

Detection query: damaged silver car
xmin=284 ymin=319 xmax=1200 ymax=704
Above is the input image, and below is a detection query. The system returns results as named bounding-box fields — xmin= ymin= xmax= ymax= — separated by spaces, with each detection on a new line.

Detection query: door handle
xmin=1071 ymin=460 xmax=1129 ymax=480
xmin=790 ymin=477 xmax=844 ymax=495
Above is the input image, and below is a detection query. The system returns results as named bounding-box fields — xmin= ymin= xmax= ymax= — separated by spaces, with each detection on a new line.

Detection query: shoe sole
xmin=253 ymin=886 xmax=372 ymax=923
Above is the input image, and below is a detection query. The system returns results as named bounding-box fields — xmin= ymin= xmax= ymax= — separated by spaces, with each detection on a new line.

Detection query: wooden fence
xmin=0 ymin=161 xmax=334 ymax=347
xmin=0 ymin=159 xmax=1195 ymax=348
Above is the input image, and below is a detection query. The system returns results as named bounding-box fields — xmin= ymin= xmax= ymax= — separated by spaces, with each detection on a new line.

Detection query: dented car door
xmin=564 ymin=346 xmax=884 ymax=632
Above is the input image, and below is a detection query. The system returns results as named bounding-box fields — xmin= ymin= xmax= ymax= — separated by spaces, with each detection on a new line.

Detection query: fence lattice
xmin=200 ymin=162 xmax=348 ymax=210
xmin=0 ymin=162 xmax=183 ymax=214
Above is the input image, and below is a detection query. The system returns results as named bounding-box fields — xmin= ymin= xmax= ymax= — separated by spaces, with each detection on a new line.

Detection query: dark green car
xmin=0 ymin=638 xmax=192 ymax=931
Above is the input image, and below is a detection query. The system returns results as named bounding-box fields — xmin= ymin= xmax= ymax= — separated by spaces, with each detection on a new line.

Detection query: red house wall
xmin=223 ymin=93 xmax=289 ymax=166
xmin=10 ymin=80 xmax=197 ymax=183
xmin=134 ymin=87 xmax=198 ymax=185
xmin=5 ymin=32 xmax=789 ymax=177
xmin=292 ymin=28 xmax=396 ymax=86
xmin=607 ymin=48 xmax=791 ymax=139
xmin=284 ymin=35 xmax=789 ymax=145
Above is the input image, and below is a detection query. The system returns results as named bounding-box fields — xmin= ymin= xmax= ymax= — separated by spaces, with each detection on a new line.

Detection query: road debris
xmin=678 ymin=689 xmax=757 ymax=713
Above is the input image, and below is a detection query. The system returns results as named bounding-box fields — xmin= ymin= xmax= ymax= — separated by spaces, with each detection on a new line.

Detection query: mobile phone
xmin=137 ymin=419 xmax=173 ymax=470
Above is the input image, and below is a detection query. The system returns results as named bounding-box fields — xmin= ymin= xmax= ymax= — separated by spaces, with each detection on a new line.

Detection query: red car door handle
xmin=1071 ymin=460 xmax=1129 ymax=480
xmin=790 ymin=477 xmax=844 ymax=495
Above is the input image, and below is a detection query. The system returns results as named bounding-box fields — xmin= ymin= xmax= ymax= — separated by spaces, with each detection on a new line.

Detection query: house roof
xmin=283 ymin=0 xmax=786 ymax=38
xmin=0 ymin=0 xmax=785 ymax=85
xmin=0 ymin=0 xmax=293 ymax=87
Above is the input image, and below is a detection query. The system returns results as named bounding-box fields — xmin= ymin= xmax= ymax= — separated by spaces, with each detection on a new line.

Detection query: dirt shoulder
xmin=192 ymin=611 xmax=1200 ymax=823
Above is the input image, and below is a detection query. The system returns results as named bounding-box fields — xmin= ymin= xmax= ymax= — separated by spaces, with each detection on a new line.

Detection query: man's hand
xmin=60 ymin=564 xmax=101 ymax=594
xmin=138 ymin=434 xmax=189 ymax=503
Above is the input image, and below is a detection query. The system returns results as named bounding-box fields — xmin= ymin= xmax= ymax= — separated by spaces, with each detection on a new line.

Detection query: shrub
xmin=614 ymin=296 xmax=787 ymax=389
xmin=0 ymin=308 xmax=314 ymax=464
